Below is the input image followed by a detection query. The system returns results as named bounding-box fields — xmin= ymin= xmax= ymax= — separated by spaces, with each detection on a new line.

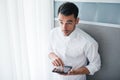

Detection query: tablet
xmin=52 ymin=66 xmax=72 ymax=74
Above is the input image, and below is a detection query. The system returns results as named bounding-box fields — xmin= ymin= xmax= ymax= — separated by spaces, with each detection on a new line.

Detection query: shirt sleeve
xmin=85 ymin=42 xmax=101 ymax=75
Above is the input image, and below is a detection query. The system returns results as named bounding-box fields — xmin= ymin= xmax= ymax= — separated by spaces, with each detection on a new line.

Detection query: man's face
xmin=58 ymin=13 xmax=79 ymax=36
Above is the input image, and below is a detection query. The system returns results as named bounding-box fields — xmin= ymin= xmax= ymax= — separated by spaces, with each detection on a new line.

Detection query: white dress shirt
xmin=48 ymin=27 xmax=101 ymax=80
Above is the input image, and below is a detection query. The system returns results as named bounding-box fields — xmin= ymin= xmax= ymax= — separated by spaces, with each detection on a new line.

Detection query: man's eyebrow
xmin=59 ymin=19 xmax=62 ymax=21
xmin=58 ymin=19 xmax=73 ymax=22
xmin=67 ymin=20 xmax=73 ymax=22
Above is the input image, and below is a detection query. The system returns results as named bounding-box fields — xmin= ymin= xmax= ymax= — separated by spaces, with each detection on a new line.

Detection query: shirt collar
xmin=58 ymin=27 xmax=77 ymax=39
xmin=68 ymin=28 xmax=77 ymax=39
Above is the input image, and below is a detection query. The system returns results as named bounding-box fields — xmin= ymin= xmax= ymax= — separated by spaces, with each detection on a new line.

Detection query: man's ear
xmin=76 ymin=18 xmax=80 ymax=24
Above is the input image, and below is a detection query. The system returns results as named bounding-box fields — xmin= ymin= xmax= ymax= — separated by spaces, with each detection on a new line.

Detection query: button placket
xmin=64 ymin=37 xmax=70 ymax=55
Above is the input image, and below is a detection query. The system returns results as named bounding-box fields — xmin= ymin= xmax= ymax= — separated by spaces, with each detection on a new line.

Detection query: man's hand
xmin=48 ymin=52 xmax=64 ymax=66
xmin=66 ymin=67 xmax=90 ymax=75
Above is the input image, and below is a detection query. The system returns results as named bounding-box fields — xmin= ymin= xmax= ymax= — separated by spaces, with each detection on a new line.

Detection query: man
xmin=48 ymin=2 xmax=101 ymax=80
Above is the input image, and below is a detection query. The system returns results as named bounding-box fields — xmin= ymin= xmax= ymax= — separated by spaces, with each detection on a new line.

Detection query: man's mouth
xmin=62 ymin=30 xmax=70 ymax=36
xmin=63 ymin=30 xmax=69 ymax=33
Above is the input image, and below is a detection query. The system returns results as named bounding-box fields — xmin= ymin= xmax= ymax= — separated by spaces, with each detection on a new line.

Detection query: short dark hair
xmin=58 ymin=2 xmax=79 ymax=18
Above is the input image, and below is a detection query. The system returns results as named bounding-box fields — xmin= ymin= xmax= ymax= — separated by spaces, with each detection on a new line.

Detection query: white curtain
xmin=0 ymin=0 xmax=53 ymax=80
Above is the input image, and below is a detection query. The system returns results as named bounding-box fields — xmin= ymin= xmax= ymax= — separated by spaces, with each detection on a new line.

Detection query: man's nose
xmin=62 ymin=23 xmax=67 ymax=30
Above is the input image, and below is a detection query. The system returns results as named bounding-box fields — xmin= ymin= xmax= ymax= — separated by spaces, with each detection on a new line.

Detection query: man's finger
xmin=54 ymin=59 xmax=61 ymax=66
xmin=57 ymin=58 xmax=64 ymax=66
xmin=68 ymin=69 xmax=74 ymax=75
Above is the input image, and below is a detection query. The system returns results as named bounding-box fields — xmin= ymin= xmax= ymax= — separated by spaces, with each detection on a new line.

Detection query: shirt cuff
xmin=85 ymin=64 xmax=99 ymax=75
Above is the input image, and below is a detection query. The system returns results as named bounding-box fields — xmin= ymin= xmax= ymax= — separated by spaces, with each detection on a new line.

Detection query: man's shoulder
xmin=77 ymin=28 xmax=98 ymax=44
xmin=50 ymin=27 xmax=61 ymax=38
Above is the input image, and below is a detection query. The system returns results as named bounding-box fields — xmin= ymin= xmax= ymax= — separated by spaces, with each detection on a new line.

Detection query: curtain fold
xmin=0 ymin=0 xmax=53 ymax=80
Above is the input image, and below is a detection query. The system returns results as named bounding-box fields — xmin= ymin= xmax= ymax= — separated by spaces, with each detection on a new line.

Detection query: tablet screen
xmin=52 ymin=66 xmax=72 ymax=74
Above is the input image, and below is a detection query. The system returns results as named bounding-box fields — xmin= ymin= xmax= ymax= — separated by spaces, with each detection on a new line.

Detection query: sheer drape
xmin=0 ymin=0 xmax=53 ymax=80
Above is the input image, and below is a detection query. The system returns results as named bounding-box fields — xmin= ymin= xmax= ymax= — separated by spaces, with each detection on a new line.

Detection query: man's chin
xmin=62 ymin=31 xmax=70 ymax=36
xmin=63 ymin=33 xmax=70 ymax=36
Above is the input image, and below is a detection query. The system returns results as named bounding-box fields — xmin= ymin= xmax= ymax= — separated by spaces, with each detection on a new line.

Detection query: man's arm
xmin=66 ymin=42 xmax=100 ymax=75
xmin=68 ymin=67 xmax=90 ymax=75
xmin=48 ymin=52 xmax=64 ymax=66
xmin=85 ymin=42 xmax=101 ymax=75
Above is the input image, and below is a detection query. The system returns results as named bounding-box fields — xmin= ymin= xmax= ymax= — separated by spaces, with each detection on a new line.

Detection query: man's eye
xmin=60 ymin=22 xmax=63 ymax=24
